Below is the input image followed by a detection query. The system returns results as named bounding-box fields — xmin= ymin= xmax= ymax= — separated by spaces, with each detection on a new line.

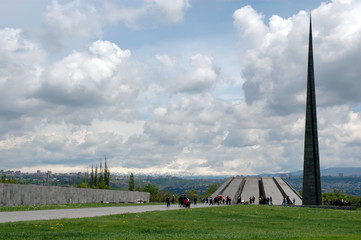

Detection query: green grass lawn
xmin=0 ymin=205 xmax=360 ymax=239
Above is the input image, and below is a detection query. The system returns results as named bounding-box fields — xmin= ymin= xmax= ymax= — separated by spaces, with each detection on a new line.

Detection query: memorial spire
xmin=302 ymin=14 xmax=322 ymax=205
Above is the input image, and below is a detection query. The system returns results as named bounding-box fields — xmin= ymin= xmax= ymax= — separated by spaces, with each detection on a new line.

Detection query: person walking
xmin=166 ymin=196 xmax=170 ymax=207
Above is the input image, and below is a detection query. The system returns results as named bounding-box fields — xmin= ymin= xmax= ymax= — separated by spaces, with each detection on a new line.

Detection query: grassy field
xmin=0 ymin=202 xmax=160 ymax=212
xmin=0 ymin=205 xmax=360 ymax=239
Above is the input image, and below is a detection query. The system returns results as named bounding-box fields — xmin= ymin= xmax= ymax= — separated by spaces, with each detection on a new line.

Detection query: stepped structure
xmin=302 ymin=15 xmax=322 ymax=205
xmin=211 ymin=176 xmax=302 ymax=205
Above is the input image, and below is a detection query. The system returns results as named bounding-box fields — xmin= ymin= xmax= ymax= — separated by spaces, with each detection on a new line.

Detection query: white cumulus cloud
xmin=147 ymin=0 xmax=191 ymax=24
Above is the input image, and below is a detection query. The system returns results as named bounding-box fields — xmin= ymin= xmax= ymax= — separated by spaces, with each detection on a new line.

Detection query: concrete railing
xmin=0 ymin=183 xmax=149 ymax=206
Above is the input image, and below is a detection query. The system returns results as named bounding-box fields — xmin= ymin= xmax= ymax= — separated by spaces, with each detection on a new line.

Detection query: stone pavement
xmin=0 ymin=203 xmax=220 ymax=223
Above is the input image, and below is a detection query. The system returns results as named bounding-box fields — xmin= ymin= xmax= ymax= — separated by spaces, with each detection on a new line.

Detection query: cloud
xmin=36 ymin=40 xmax=139 ymax=113
xmin=146 ymin=0 xmax=191 ymax=24
xmin=102 ymin=0 xmax=191 ymax=31
xmin=0 ymin=38 xmax=149 ymax=169
xmin=155 ymin=54 xmax=176 ymax=68
xmin=0 ymin=28 xmax=44 ymax=133
xmin=234 ymin=0 xmax=361 ymax=116
xmin=42 ymin=0 xmax=102 ymax=50
xmin=169 ymin=54 xmax=219 ymax=93
xmin=40 ymin=0 xmax=192 ymax=51
xmin=135 ymin=92 xmax=310 ymax=175
xmin=314 ymin=0 xmax=361 ymax=106
xmin=102 ymin=2 xmax=147 ymax=30
xmin=233 ymin=5 xmax=268 ymax=48
xmin=103 ymin=0 xmax=190 ymax=29
xmin=234 ymin=7 xmax=307 ymax=114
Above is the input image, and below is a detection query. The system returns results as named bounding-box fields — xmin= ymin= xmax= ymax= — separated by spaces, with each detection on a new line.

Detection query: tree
xmin=90 ymin=165 xmax=95 ymax=188
xmin=98 ymin=161 xmax=104 ymax=186
xmin=322 ymin=189 xmax=361 ymax=207
xmin=129 ymin=173 xmax=135 ymax=191
xmin=77 ymin=177 xmax=88 ymax=188
xmin=94 ymin=164 xmax=98 ymax=188
xmin=156 ymin=189 xmax=172 ymax=202
xmin=185 ymin=189 xmax=199 ymax=200
xmin=142 ymin=183 xmax=159 ymax=202
xmin=89 ymin=157 xmax=111 ymax=189
xmin=104 ymin=156 xmax=110 ymax=188
xmin=1 ymin=174 xmax=6 ymax=183
xmin=204 ymin=183 xmax=219 ymax=198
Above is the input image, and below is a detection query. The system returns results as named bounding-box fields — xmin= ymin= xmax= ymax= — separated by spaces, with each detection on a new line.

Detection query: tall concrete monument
xmin=302 ymin=15 xmax=322 ymax=205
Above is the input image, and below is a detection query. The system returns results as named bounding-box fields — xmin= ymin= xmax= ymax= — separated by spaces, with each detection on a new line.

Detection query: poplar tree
xmin=104 ymin=156 xmax=110 ymax=188
xmin=90 ymin=165 xmax=95 ymax=188
xmin=94 ymin=164 xmax=98 ymax=187
xmin=129 ymin=173 xmax=135 ymax=191
xmin=89 ymin=157 xmax=111 ymax=189
xmin=98 ymin=161 xmax=104 ymax=186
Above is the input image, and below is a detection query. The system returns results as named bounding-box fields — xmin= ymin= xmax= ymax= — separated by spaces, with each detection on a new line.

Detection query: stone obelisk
xmin=302 ymin=15 xmax=322 ymax=205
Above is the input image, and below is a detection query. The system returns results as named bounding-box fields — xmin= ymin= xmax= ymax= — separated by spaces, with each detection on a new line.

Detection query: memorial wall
xmin=0 ymin=183 xmax=149 ymax=206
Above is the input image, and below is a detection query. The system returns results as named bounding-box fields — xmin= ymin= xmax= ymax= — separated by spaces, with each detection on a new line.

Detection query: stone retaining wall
xmin=0 ymin=183 xmax=149 ymax=206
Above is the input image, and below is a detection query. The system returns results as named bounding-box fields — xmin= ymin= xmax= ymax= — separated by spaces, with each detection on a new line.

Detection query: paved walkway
xmin=0 ymin=203 xmax=219 ymax=223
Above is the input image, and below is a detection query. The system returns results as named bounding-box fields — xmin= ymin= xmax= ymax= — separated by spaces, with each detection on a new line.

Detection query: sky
xmin=1 ymin=0 xmax=361 ymax=176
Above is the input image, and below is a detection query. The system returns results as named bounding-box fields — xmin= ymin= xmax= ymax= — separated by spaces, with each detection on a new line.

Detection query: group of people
xmin=324 ymin=199 xmax=351 ymax=206
xmin=247 ymin=196 xmax=272 ymax=205
xmin=166 ymin=195 xmax=176 ymax=207
xmin=167 ymin=194 xmax=299 ymax=207
xmin=166 ymin=193 xmax=301 ymax=207
xmin=242 ymin=195 xmax=295 ymax=206
xmin=177 ymin=194 xmax=193 ymax=208
xmin=208 ymin=196 xmax=232 ymax=205
xmin=282 ymin=196 xmax=296 ymax=206
xmin=258 ymin=196 xmax=273 ymax=205
xmin=249 ymin=196 xmax=256 ymax=204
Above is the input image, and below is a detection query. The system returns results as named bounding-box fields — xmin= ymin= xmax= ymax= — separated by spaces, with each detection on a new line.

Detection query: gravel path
xmin=0 ymin=203 xmax=219 ymax=223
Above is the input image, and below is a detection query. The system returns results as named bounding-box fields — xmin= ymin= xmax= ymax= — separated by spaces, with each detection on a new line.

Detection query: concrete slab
xmin=274 ymin=177 xmax=302 ymax=205
xmin=240 ymin=176 xmax=259 ymax=204
xmin=261 ymin=176 xmax=284 ymax=205
xmin=221 ymin=177 xmax=244 ymax=201
xmin=211 ymin=177 xmax=233 ymax=198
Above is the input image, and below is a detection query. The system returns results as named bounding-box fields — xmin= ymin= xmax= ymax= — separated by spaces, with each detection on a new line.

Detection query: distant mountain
xmin=320 ymin=167 xmax=361 ymax=176
xmin=288 ymin=167 xmax=361 ymax=177
xmin=261 ymin=167 xmax=361 ymax=177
